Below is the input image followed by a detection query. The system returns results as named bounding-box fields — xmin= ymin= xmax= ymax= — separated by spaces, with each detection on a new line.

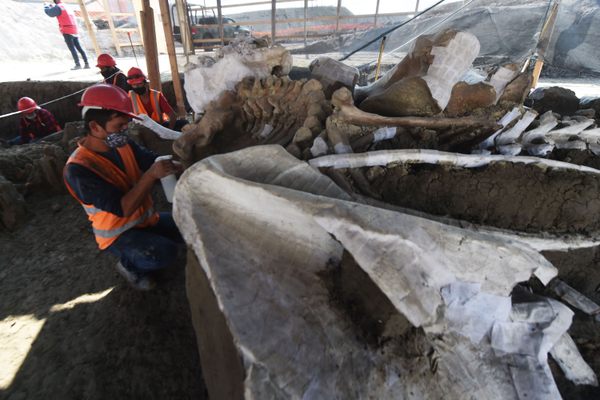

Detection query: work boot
xmin=114 ymin=261 xmax=156 ymax=290
xmin=71 ymin=65 xmax=82 ymax=70
xmin=84 ymin=63 xmax=90 ymax=69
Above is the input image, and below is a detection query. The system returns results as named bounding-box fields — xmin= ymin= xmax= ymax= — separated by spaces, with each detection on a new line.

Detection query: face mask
xmin=132 ymin=86 xmax=147 ymax=95
xmin=105 ymin=130 xmax=129 ymax=148
xmin=101 ymin=68 xmax=115 ymax=79
xmin=24 ymin=113 xmax=36 ymax=120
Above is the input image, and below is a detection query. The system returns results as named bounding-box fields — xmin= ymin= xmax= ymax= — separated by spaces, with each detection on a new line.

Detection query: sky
xmin=190 ymin=0 xmax=463 ymax=15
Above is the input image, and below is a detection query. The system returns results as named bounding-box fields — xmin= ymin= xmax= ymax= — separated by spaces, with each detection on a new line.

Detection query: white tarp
xmin=174 ymin=145 xmax=595 ymax=399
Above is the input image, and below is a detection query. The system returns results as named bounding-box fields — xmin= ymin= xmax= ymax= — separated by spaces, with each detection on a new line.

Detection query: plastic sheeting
xmin=174 ymin=145 xmax=595 ymax=399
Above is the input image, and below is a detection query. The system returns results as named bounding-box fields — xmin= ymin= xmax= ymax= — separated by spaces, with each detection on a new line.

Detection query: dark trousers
xmin=106 ymin=212 xmax=184 ymax=277
xmin=63 ymin=33 xmax=88 ymax=66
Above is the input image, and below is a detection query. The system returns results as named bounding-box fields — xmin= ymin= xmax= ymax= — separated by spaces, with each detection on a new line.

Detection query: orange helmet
xmin=96 ymin=53 xmax=117 ymax=68
xmin=17 ymin=97 xmax=40 ymax=114
xmin=127 ymin=67 xmax=147 ymax=85
xmin=79 ymin=84 xmax=138 ymax=119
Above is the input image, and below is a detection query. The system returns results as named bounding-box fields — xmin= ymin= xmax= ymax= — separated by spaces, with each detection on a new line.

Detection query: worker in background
xmin=63 ymin=84 xmax=184 ymax=290
xmin=126 ymin=67 xmax=188 ymax=131
xmin=44 ymin=0 xmax=90 ymax=70
xmin=9 ymin=97 xmax=61 ymax=145
xmin=96 ymin=53 xmax=132 ymax=93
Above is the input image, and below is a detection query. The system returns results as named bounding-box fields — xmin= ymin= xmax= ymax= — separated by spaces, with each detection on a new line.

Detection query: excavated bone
xmin=550 ymin=333 xmax=598 ymax=386
xmin=422 ymin=31 xmax=480 ymax=110
xmin=444 ymin=81 xmax=497 ymax=117
xmin=495 ymin=110 xmax=538 ymax=146
xmin=184 ymin=37 xmax=293 ymax=113
xmin=521 ymin=111 xmax=559 ymax=144
xmin=549 ymin=279 xmax=600 ymax=316
xmin=477 ymin=107 xmax=522 ymax=150
xmin=332 ymin=87 xmax=500 ymax=131
xmin=497 ymin=72 xmax=533 ymax=105
xmin=132 ymin=114 xmax=182 ymax=140
xmin=309 ymin=56 xmax=359 ymax=99
xmin=174 ymin=77 xmax=330 ymax=164
xmin=489 ymin=64 xmax=520 ymax=102
xmin=555 ymin=140 xmax=587 ymax=151
xmin=174 ymin=145 xmax=596 ymax=399
xmin=309 ymin=149 xmax=600 ymax=235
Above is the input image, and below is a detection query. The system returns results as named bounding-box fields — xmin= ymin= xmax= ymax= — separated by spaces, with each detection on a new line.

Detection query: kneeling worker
xmin=126 ymin=67 xmax=188 ymax=131
xmin=10 ymin=97 xmax=61 ymax=145
xmin=63 ymin=84 xmax=184 ymax=290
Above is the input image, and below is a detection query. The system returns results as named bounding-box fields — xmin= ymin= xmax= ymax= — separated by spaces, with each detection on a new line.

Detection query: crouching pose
xmin=63 ymin=84 xmax=184 ymax=290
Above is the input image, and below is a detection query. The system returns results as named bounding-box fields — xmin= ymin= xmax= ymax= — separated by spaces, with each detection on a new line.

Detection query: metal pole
xmin=374 ymin=0 xmax=380 ymax=28
xmin=303 ymin=0 xmax=308 ymax=49
xmin=415 ymin=0 xmax=420 ymax=13
xmin=271 ymin=0 xmax=276 ymax=44
xmin=217 ymin=0 xmax=224 ymax=47
xmin=335 ymin=0 xmax=342 ymax=37
xmin=158 ymin=0 xmax=186 ymax=117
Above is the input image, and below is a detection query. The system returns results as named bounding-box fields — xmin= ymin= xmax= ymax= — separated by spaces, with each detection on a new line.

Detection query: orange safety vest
xmin=63 ymin=142 xmax=159 ymax=250
xmin=129 ymin=89 xmax=170 ymax=124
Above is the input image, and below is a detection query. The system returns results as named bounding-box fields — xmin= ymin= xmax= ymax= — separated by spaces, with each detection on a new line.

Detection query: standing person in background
xmin=44 ymin=0 xmax=90 ymax=70
xmin=127 ymin=67 xmax=188 ymax=131
xmin=9 ymin=97 xmax=61 ymax=145
xmin=96 ymin=53 xmax=132 ymax=93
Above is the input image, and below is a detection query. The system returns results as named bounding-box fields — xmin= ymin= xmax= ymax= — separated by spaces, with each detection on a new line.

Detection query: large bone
xmin=332 ymin=87 xmax=500 ymax=131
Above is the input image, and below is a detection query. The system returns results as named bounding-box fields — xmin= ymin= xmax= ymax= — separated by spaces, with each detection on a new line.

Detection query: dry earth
xmin=0 ymin=191 xmax=206 ymax=400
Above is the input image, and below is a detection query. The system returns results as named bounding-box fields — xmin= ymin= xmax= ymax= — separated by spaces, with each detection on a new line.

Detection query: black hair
xmin=84 ymin=109 xmax=125 ymax=133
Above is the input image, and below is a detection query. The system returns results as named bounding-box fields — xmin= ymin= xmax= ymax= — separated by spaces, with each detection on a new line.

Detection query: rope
xmin=0 ymin=71 xmax=120 ymax=121
xmin=338 ymin=0 xmax=447 ymax=62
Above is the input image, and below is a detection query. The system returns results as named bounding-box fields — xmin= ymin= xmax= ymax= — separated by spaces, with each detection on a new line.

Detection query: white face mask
xmin=24 ymin=112 xmax=36 ymax=120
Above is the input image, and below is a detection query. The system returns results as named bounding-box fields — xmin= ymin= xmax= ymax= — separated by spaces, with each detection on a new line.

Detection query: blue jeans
xmin=106 ymin=212 xmax=184 ymax=277
xmin=63 ymin=34 xmax=88 ymax=66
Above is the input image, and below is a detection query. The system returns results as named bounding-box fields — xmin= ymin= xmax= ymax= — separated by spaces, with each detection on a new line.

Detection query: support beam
xmin=303 ymin=0 xmax=308 ymax=49
xmin=217 ymin=0 xmax=224 ymax=47
xmin=415 ymin=0 xmax=420 ymax=13
xmin=140 ymin=0 xmax=161 ymax=91
xmin=158 ymin=0 xmax=186 ymax=117
xmin=374 ymin=0 xmax=380 ymax=28
xmin=335 ymin=0 xmax=342 ymax=36
xmin=271 ymin=0 xmax=276 ymax=44
xmin=102 ymin=0 xmax=122 ymax=56
xmin=77 ymin=0 xmax=100 ymax=57
xmin=175 ymin=0 xmax=194 ymax=57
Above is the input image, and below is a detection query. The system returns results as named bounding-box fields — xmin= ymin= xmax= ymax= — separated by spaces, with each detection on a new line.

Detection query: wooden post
xmin=531 ymin=1 xmax=560 ymax=88
xmin=175 ymin=0 xmax=194 ymax=57
xmin=158 ymin=0 xmax=186 ymax=117
xmin=77 ymin=0 xmax=101 ymax=57
xmin=271 ymin=0 xmax=276 ymax=45
xmin=140 ymin=0 xmax=161 ymax=91
xmin=102 ymin=0 xmax=122 ymax=56
xmin=217 ymin=0 xmax=224 ymax=47
xmin=374 ymin=0 xmax=380 ymax=28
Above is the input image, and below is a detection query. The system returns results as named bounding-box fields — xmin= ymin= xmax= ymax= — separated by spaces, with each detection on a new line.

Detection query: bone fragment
xmin=549 ymin=279 xmax=600 ymax=316
xmin=495 ymin=110 xmax=538 ymax=146
xmin=422 ymin=31 xmax=480 ymax=110
xmin=521 ymin=111 xmax=559 ymax=144
xmin=477 ymin=107 xmax=522 ymax=150
xmin=489 ymin=64 xmax=520 ymax=102
xmin=132 ymin=114 xmax=182 ymax=140
xmin=550 ymin=333 xmax=599 ymax=386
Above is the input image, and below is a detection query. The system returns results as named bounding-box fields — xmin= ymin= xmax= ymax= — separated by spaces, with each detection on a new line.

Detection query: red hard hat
xmin=96 ymin=53 xmax=117 ymax=68
xmin=127 ymin=67 xmax=147 ymax=85
xmin=17 ymin=97 xmax=40 ymax=114
xmin=79 ymin=84 xmax=138 ymax=119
